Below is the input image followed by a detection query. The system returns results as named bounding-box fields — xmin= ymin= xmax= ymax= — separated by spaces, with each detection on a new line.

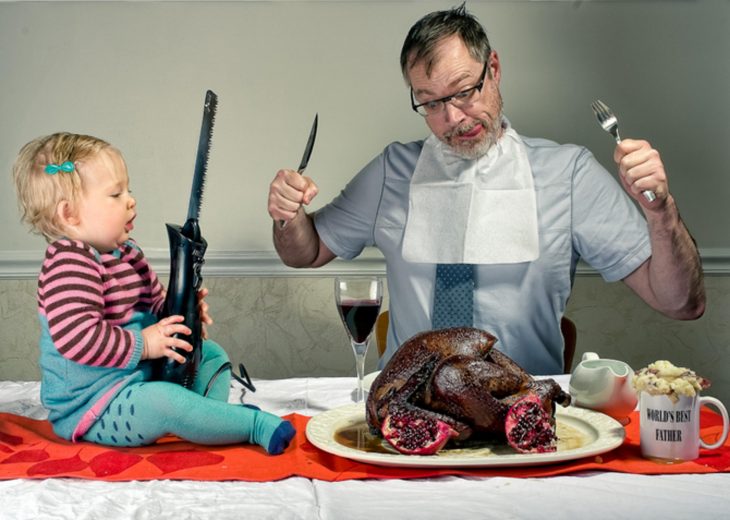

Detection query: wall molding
xmin=2 ymin=247 xmax=729 ymax=279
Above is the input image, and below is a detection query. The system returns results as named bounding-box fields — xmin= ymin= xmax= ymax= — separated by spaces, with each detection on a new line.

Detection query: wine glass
xmin=334 ymin=276 xmax=383 ymax=403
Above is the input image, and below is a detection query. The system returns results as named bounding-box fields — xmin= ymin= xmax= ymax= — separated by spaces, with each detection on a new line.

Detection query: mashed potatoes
xmin=633 ymin=360 xmax=709 ymax=403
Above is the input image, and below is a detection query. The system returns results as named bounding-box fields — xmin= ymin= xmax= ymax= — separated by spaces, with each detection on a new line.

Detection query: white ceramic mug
xmin=640 ymin=391 xmax=729 ymax=462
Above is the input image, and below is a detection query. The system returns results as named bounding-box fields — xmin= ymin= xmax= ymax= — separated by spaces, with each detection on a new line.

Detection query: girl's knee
xmin=202 ymin=339 xmax=229 ymax=364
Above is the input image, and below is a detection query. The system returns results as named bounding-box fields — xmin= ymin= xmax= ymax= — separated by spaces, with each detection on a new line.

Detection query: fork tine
xmin=590 ymin=99 xmax=654 ymax=201
xmin=590 ymin=101 xmax=601 ymax=119
xmin=600 ymin=100 xmax=614 ymax=119
xmin=591 ymin=99 xmax=610 ymax=121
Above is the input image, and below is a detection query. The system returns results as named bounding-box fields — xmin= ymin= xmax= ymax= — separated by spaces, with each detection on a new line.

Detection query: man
xmin=267 ymin=5 xmax=705 ymax=374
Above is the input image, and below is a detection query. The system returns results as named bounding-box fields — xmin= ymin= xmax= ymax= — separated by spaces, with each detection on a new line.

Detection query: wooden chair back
xmin=375 ymin=310 xmax=389 ymax=358
xmin=560 ymin=316 xmax=577 ymax=373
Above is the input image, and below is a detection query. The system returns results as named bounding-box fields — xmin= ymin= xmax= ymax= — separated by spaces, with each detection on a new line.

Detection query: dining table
xmin=1 ymin=374 xmax=728 ymax=519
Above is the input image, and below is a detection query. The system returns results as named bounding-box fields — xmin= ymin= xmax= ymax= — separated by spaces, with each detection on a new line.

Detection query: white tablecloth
xmin=1 ymin=376 xmax=728 ymax=519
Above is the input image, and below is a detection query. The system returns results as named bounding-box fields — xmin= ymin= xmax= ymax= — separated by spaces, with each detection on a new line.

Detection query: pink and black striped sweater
xmin=37 ymin=238 xmax=166 ymax=440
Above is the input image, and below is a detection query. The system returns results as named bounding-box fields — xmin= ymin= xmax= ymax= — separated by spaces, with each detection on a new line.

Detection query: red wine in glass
xmin=337 ymin=300 xmax=381 ymax=344
xmin=334 ymin=277 xmax=383 ymax=403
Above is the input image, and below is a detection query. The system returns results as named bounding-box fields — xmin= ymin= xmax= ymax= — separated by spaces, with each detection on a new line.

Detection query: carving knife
xmin=156 ymin=89 xmax=216 ymax=388
xmin=280 ymin=113 xmax=318 ymax=228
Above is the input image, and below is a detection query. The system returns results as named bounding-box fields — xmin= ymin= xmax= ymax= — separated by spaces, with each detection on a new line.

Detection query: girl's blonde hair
xmin=13 ymin=132 xmax=114 ymax=242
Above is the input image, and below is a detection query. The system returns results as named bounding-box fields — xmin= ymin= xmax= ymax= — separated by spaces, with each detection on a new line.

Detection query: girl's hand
xmin=198 ymin=287 xmax=213 ymax=339
xmin=141 ymin=315 xmax=193 ymax=363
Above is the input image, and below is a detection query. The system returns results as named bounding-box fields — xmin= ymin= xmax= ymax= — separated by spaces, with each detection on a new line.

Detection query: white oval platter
xmin=305 ymin=402 xmax=626 ymax=468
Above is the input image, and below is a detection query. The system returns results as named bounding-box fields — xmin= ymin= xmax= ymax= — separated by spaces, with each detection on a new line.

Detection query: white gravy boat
xmin=569 ymin=352 xmax=638 ymax=423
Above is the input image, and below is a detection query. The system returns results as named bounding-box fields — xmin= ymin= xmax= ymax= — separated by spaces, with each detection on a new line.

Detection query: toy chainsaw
xmin=153 ymin=90 xmax=217 ymax=388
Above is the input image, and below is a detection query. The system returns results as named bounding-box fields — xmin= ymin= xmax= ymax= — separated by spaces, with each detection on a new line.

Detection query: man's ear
xmin=488 ymin=50 xmax=501 ymax=83
xmin=56 ymin=200 xmax=80 ymax=228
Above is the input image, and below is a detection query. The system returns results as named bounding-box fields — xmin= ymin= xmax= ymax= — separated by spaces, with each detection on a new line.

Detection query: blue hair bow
xmin=44 ymin=161 xmax=75 ymax=175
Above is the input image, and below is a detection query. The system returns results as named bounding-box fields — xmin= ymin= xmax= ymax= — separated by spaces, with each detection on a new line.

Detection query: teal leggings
xmin=83 ymin=341 xmax=295 ymax=454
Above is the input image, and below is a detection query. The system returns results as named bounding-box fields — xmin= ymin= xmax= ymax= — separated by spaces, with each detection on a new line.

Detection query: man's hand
xmin=268 ymin=167 xmax=336 ymax=269
xmin=268 ymin=169 xmax=319 ymax=224
xmin=614 ymin=139 xmax=667 ymax=208
xmin=141 ymin=315 xmax=193 ymax=363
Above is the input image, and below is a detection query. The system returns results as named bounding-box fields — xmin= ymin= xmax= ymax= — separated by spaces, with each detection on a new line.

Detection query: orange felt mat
xmin=1 ymin=410 xmax=729 ymax=482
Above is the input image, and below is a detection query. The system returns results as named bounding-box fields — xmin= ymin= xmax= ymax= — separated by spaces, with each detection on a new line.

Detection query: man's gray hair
xmin=400 ymin=3 xmax=492 ymax=85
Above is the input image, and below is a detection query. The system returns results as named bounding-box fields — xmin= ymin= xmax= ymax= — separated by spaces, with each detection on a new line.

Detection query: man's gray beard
xmin=446 ymin=112 xmax=503 ymax=160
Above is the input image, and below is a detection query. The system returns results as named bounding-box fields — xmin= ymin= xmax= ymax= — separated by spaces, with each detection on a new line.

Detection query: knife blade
xmin=297 ymin=113 xmax=318 ymax=173
xmin=280 ymin=113 xmax=318 ymax=228
xmin=186 ymin=89 xmax=218 ymax=223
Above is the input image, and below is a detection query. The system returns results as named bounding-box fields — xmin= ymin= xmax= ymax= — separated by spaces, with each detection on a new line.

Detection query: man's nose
xmin=443 ymin=101 xmax=467 ymax=123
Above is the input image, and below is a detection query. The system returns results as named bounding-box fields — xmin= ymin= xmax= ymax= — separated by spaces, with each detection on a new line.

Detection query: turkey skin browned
xmin=365 ymin=327 xmax=571 ymax=454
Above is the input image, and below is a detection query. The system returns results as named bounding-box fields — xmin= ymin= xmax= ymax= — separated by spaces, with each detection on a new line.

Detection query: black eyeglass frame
xmin=410 ymin=61 xmax=489 ymax=117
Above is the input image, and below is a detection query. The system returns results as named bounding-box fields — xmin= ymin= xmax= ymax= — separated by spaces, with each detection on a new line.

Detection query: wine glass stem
xmin=352 ymin=341 xmax=368 ymax=403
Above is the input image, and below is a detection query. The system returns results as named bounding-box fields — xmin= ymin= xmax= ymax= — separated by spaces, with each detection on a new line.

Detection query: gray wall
xmin=2 ymin=1 xmax=728 ymax=254
xmin=1 ymin=2 xmax=729 ymax=404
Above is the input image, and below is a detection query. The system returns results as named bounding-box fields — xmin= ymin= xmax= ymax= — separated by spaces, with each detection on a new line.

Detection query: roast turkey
xmin=365 ymin=327 xmax=571 ymax=455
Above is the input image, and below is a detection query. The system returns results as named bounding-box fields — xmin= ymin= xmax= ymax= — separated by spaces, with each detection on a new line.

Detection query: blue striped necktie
xmin=432 ymin=263 xmax=475 ymax=329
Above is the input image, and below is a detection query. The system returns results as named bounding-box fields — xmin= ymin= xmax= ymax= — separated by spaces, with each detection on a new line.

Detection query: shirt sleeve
xmin=571 ymin=149 xmax=652 ymax=282
xmin=38 ymin=241 xmax=141 ymax=369
xmin=313 ymin=153 xmax=386 ymax=260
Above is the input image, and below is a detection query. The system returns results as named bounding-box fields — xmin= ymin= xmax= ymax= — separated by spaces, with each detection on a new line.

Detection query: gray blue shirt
xmin=314 ymin=134 xmax=651 ymax=374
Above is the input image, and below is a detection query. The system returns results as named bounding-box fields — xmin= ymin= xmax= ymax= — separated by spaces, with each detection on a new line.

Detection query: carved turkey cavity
xmin=365 ymin=327 xmax=571 ymax=455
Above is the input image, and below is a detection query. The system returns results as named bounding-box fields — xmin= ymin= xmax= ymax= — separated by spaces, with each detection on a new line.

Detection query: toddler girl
xmin=13 ymin=132 xmax=294 ymax=454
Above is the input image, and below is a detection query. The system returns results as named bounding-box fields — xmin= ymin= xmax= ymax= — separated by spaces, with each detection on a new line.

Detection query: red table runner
xmin=1 ymin=410 xmax=728 ymax=482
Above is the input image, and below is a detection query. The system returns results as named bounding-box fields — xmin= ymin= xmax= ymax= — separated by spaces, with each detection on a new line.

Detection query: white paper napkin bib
xmin=402 ymin=124 xmax=539 ymax=264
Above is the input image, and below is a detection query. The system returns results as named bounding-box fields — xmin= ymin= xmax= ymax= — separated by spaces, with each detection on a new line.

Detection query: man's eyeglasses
xmin=410 ymin=61 xmax=489 ymax=117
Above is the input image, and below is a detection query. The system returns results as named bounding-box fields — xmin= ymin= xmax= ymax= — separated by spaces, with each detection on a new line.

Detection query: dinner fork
xmin=591 ymin=99 xmax=656 ymax=203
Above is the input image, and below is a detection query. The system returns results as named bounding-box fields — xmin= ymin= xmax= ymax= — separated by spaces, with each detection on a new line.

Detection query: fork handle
xmin=642 ymin=190 xmax=657 ymax=203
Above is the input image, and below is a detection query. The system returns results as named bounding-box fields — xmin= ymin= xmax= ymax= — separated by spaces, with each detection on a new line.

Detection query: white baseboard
xmin=1 ymin=247 xmax=729 ymax=279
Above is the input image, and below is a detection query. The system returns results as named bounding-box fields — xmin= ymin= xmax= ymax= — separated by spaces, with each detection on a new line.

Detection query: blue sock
xmin=266 ymin=418 xmax=296 ymax=454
